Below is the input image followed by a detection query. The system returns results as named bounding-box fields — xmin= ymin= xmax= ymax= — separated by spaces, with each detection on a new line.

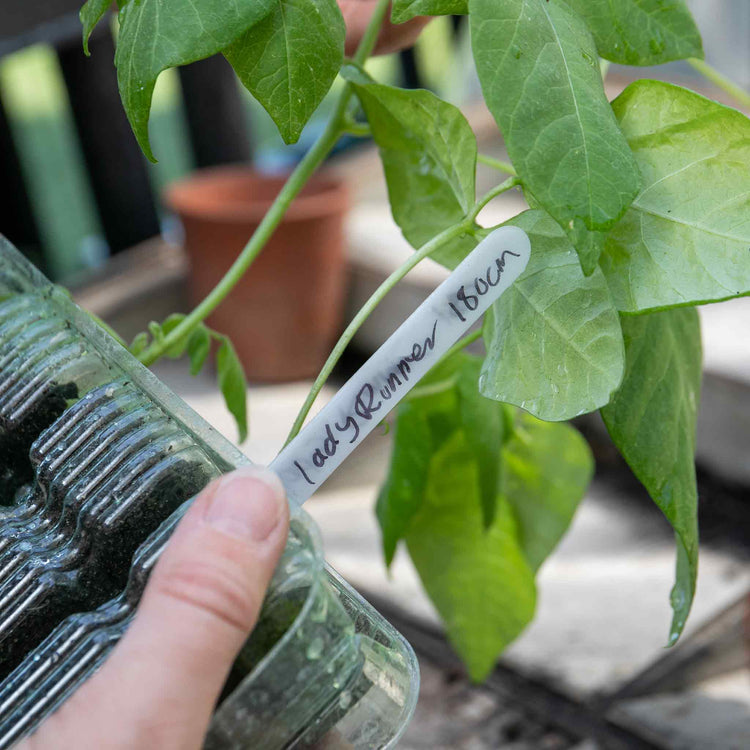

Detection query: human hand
xmin=19 ymin=467 xmax=289 ymax=750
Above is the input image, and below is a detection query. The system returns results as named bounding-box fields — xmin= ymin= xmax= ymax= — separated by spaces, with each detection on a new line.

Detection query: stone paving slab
xmin=400 ymin=656 xmax=575 ymax=750
xmin=303 ymin=476 xmax=750 ymax=700
xmin=614 ymin=671 xmax=750 ymax=750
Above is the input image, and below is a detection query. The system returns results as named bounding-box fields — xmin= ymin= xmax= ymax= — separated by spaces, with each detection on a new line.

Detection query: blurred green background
xmin=0 ymin=17 xmax=457 ymax=280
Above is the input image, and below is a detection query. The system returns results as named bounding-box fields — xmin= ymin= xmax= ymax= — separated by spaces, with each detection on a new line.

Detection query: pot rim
xmin=165 ymin=165 xmax=349 ymax=224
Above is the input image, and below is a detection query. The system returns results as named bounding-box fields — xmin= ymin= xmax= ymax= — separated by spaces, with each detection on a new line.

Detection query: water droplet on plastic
xmin=306 ymin=636 xmax=324 ymax=660
xmin=311 ymin=597 xmax=328 ymax=623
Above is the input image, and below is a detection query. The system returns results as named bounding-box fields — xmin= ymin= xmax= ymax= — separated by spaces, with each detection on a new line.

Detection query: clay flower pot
xmin=166 ymin=167 xmax=349 ymax=382
xmin=339 ymin=0 xmax=432 ymax=56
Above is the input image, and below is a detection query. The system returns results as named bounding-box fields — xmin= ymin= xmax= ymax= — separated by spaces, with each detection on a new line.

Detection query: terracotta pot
xmin=166 ymin=167 xmax=349 ymax=382
xmin=339 ymin=0 xmax=432 ymax=56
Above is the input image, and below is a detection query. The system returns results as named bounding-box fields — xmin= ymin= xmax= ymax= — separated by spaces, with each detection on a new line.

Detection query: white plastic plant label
xmin=271 ymin=225 xmax=531 ymax=508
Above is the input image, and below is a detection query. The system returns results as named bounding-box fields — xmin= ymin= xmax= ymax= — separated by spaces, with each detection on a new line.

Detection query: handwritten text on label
xmin=270 ymin=225 xmax=531 ymax=508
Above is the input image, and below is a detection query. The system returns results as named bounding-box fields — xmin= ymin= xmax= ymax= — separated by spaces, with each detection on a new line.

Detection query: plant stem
xmin=440 ymin=327 xmax=483 ymax=363
xmin=351 ymin=0 xmax=391 ymax=65
xmin=599 ymin=58 xmax=611 ymax=80
xmin=284 ymin=178 xmax=520 ymax=444
xmin=477 ymin=153 xmax=517 ymax=177
xmin=469 ymin=177 xmax=520 ymax=220
xmin=688 ymin=58 xmax=750 ymax=110
xmin=284 ymin=220 xmax=471 ymax=444
xmin=138 ymin=0 xmax=392 ymax=367
xmin=342 ymin=121 xmax=372 ymax=137
xmin=139 ymin=117 xmax=344 ymax=366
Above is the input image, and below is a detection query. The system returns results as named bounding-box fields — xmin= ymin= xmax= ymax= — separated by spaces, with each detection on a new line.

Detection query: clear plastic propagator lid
xmin=0 ymin=236 xmax=419 ymax=749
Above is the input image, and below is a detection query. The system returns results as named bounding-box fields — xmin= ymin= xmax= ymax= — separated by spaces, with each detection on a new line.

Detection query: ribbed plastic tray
xmin=0 ymin=236 xmax=419 ymax=749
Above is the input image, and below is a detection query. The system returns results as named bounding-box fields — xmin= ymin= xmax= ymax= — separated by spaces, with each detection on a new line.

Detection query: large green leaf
xmin=601 ymin=307 xmax=702 ymax=643
xmin=455 ymin=358 xmax=504 ymax=528
xmin=115 ymin=0 xmax=274 ymax=160
xmin=501 ymin=410 xmax=592 ymax=572
xmin=345 ymin=72 xmax=478 ymax=268
xmin=405 ymin=430 xmax=536 ymax=681
xmin=376 ymin=401 xmax=433 ymax=566
xmin=470 ymin=0 xmax=640 ymax=268
xmin=480 ymin=211 xmax=625 ymax=421
xmin=381 ymin=362 xmax=591 ymax=678
xmin=80 ymin=0 xmax=114 ymax=55
xmin=601 ymin=81 xmax=750 ymax=313
xmin=561 ymin=0 xmax=702 ymax=66
xmin=225 ymin=0 xmax=345 ymax=144
xmin=391 ymin=0 xmax=467 ymax=24
xmin=377 ymin=354 xmax=504 ymax=563
xmin=216 ymin=337 xmax=249 ymax=443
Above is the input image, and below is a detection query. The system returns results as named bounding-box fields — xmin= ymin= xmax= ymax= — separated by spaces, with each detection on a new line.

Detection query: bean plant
xmin=79 ymin=0 xmax=750 ymax=679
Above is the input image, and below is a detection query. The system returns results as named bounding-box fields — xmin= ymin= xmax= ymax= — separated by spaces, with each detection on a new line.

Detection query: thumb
xmin=71 ymin=467 xmax=289 ymax=748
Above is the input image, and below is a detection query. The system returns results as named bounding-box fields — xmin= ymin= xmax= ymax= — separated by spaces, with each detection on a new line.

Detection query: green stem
xmin=138 ymin=0 xmax=392 ymax=367
xmin=350 ymin=0 xmax=391 ymax=65
xmin=342 ymin=121 xmax=372 ymax=137
xmin=477 ymin=154 xmax=517 ymax=177
xmin=284 ymin=221 xmax=471 ymax=444
xmin=284 ymin=178 xmax=520 ymax=444
xmin=440 ymin=327 xmax=483 ymax=363
xmin=688 ymin=58 xmax=750 ymax=110
xmin=139 ymin=117 xmax=344 ymax=366
xmin=469 ymin=177 xmax=520 ymax=220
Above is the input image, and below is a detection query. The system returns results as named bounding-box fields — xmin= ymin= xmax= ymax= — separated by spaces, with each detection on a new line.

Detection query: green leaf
xmin=161 ymin=313 xmax=188 ymax=358
xmin=225 ymin=0 xmax=345 ymax=144
xmin=147 ymin=320 xmax=165 ymax=345
xmin=381 ymin=361 xmax=591 ymax=678
xmin=501 ymin=410 xmax=592 ymax=572
xmin=115 ymin=0 xmax=275 ymax=160
xmin=391 ymin=0 xmax=467 ymax=24
xmin=455 ymin=358 xmax=503 ymax=528
xmin=480 ymin=211 xmax=625 ymax=421
xmin=187 ymin=325 xmax=212 ymax=376
xmin=129 ymin=331 xmax=149 ymax=357
xmin=601 ymin=80 xmax=750 ymax=313
xmin=216 ymin=337 xmax=249 ymax=443
xmin=80 ymin=0 xmax=112 ymax=55
xmin=560 ymin=0 xmax=703 ymax=66
xmin=378 ymin=354 xmax=504 ymax=563
xmin=569 ymin=220 xmax=607 ymax=277
xmin=470 ymin=0 xmax=641 ymax=264
xmin=345 ymin=74 xmax=478 ymax=268
xmin=405 ymin=430 xmax=536 ymax=681
xmin=376 ymin=402 xmax=433 ymax=567
xmin=601 ymin=307 xmax=702 ymax=644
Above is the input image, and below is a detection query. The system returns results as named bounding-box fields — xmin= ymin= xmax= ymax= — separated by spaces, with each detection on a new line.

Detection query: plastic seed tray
xmin=0 ymin=236 xmax=419 ymax=749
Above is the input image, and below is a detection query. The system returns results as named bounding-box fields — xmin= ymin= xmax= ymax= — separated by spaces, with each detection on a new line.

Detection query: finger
xmin=66 ymin=467 xmax=289 ymax=748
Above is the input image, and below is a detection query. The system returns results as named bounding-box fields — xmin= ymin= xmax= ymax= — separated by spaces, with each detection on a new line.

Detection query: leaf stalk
xmin=477 ymin=154 xmax=517 ymax=176
xmin=285 ymin=176 xmax=520 ymax=444
xmin=137 ymin=0 xmax=392 ymax=367
xmin=688 ymin=58 xmax=750 ymax=111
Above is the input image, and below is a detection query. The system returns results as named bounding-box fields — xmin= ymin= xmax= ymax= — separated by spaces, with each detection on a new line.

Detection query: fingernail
xmin=206 ymin=467 xmax=286 ymax=542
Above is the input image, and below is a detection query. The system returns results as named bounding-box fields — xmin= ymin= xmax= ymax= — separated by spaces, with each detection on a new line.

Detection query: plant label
xmin=271 ymin=225 xmax=531 ymax=507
